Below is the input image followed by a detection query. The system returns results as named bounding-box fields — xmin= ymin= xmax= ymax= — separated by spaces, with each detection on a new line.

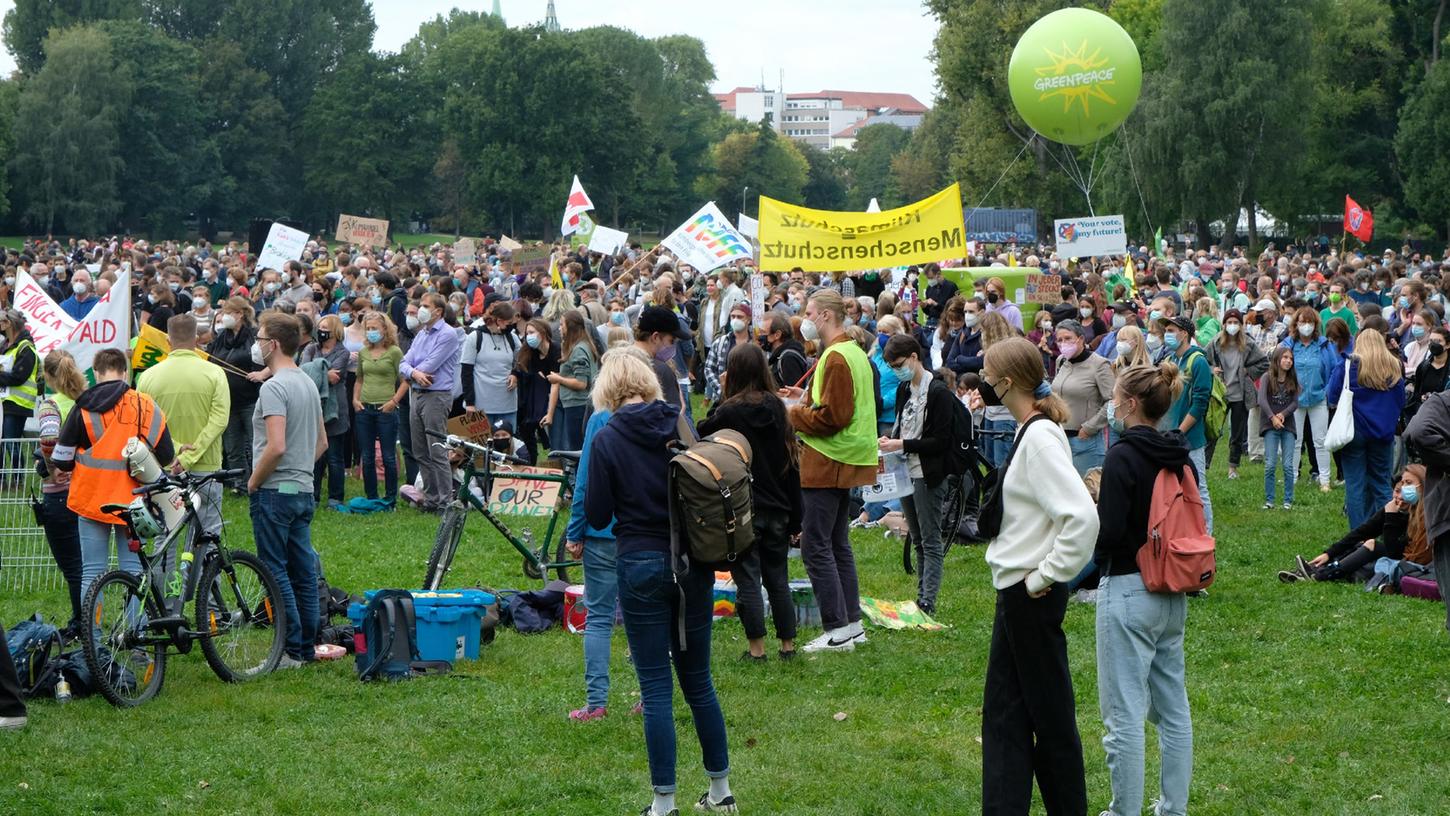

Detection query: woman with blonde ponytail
xmin=974 ymin=336 xmax=1098 ymax=815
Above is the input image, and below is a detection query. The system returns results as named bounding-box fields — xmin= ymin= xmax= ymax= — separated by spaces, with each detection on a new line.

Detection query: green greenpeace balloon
xmin=1008 ymin=8 xmax=1142 ymax=146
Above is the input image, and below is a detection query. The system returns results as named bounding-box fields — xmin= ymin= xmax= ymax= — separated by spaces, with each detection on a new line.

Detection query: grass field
xmin=1 ymin=439 xmax=1448 ymax=816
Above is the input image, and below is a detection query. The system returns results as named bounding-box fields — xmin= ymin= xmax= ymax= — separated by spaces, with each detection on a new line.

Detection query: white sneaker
xmin=801 ymin=628 xmax=855 ymax=653
xmin=274 ymin=655 xmax=307 ymax=670
xmin=0 ymin=715 xmax=27 ymax=730
xmin=847 ymin=620 xmax=867 ymax=644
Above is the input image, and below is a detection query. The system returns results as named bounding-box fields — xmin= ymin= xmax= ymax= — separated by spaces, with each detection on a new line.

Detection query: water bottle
xmin=168 ymin=551 xmax=195 ymax=612
xmin=55 ymin=678 xmax=72 ymax=704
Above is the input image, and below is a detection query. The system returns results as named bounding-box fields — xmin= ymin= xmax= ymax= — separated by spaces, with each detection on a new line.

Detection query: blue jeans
xmin=1187 ymin=446 xmax=1212 ymax=535
xmin=981 ymin=417 xmax=1017 ymax=469
xmin=1068 ymin=432 xmax=1106 ymax=476
xmin=1096 ymin=573 xmax=1192 ymax=816
xmin=554 ymin=403 xmax=588 ymax=452
xmin=78 ymin=517 xmax=140 ymax=603
xmin=249 ymin=489 xmax=318 ymax=661
xmin=354 ymin=406 xmax=400 ymax=501
xmin=582 ymin=535 xmax=618 ymax=710
xmin=1339 ymin=435 xmax=1394 ymax=530
xmin=1263 ymin=428 xmax=1297 ymax=505
xmin=617 ymin=549 xmax=729 ymax=794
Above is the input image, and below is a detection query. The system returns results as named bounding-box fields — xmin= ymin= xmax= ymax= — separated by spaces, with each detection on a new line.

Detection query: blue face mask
xmin=877 ymin=332 xmax=890 ymax=349
xmin=339 ymin=313 xmax=353 ymax=326
xmin=1106 ymin=400 xmax=1125 ymax=434
xmin=365 ymin=329 xmax=382 ymax=344
xmin=1412 ymin=325 xmax=1427 ymax=339
xmin=1149 ymin=309 xmax=1163 ymax=322
xmin=1398 ymin=296 xmax=1411 ymax=309
xmin=1402 ymin=484 xmax=1420 ymax=505
xmin=371 ymin=295 xmax=383 ymax=306
xmin=1163 ymin=332 xmax=1181 ymax=352
xmin=890 ymin=363 xmax=913 ymax=382
xmin=610 ymin=311 xmax=626 ymax=325
xmin=526 ymin=333 xmax=541 ymax=349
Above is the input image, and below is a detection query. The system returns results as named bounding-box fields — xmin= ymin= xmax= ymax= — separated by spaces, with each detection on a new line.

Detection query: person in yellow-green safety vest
xmin=0 ymin=309 xmax=40 ymax=480
xmin=779 ymin=289 xmax=879 ymax=655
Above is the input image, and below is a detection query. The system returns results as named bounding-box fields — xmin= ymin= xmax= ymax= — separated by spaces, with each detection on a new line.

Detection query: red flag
xmin=1344 ymin=195 xmax=1373 ymax=242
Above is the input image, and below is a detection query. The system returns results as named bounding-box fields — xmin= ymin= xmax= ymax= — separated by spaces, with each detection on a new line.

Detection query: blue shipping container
xmin=964 ymin=208 xmax=1037 ymax=244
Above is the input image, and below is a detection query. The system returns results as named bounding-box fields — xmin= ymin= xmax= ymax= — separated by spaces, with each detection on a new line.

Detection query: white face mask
xmin=1146 ymin=333 xmax=1164 ymax=351
xmin=1040 ymin=320 xmax=1052 ymax=331
xmin=963 ymin=313 xmax=979 ymax=328
xmin=220 ymin=314 xmax=237 ymax=331
xmin=406 ymin=315 xmax=421 ymax=331
xmin=729 ymin=318 xmax=747 ymax=333
xmin=72 ymin=282 xmax=87 ymax=296
xmin=250 ymin=340 xmax=268 ymax=366
xmin=800 ymin=318 xmax=820 ymax=342
xmin=1112 ymin=314 xmax=1127 ymax=329
xmin=416 ymin=306 xmax=433 ymax=325
xmin=1298 ymin=323 xmax=1314 ymax=337
xmin=1225 ymin=323 xmax=1240 ymax=336
xmin=1079 ymin=306 xmax=1092 ymax=318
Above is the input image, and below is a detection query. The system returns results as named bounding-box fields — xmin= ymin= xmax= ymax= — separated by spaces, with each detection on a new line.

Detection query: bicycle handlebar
xmin=425 ymin=429 xmax=529 ymax=466
xmin=133 ymin=468 xmax=246 ymax=495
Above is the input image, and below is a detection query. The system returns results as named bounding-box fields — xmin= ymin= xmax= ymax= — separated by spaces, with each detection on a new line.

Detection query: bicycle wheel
xmin=81 ymin=570 xmax=167 ymax=708
xmin=424 ymin=502 xmax=468 ymax=590
xmin=551 ymin=535 xmax=571 ymax=583
xmin=196 ymin=550 xmax=287 ymax=682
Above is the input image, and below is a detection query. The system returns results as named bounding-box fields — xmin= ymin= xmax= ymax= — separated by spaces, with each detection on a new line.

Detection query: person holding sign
xmin=781 ymin=290 xmax=877 ymax=654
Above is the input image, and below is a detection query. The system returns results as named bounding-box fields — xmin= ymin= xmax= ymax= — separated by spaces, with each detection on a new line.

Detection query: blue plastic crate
xmin=347 ymin=589 xmax=494 ymax=663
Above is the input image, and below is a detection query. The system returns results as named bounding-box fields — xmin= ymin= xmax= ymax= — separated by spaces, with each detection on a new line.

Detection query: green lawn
xmin=1 ymin=444 xmax=1448 ymax=816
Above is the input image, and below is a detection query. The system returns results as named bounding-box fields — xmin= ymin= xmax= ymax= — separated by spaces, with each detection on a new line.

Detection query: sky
xmin=0 ymin=0 xmax=941 ymax=104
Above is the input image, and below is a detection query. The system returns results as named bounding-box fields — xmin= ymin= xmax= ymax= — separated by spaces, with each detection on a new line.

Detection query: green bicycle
xmin=422 ymin=430 xmax=580 ymax=589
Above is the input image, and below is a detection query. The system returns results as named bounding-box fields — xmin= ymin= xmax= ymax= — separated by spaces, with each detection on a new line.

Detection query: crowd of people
xmin=2 ymin=232 xmax=1450 ymax=816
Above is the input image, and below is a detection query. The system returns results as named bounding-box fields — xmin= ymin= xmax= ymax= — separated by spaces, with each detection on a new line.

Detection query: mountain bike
xmin=81 ymin=468 xmax=287 ymax=707
xmin=422 ymin=431 xmax=580 ymax=589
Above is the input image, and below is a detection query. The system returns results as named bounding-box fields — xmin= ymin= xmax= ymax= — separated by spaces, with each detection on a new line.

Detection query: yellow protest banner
xmin=757 ymin=183 xmax=966 ymax=273
xmin=131 ymin=323 xmax=211 ymax=373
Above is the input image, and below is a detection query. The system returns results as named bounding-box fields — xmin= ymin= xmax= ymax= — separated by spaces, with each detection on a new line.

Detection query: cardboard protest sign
xmin=13 ymin=269 xmax=77 ymax=356
xmin=255 ymin=222 xmax=309 ymax=272
xmin=757 ymin=183 xmax=966 ymax=273
xmin=587 ymin=225 xmax=628 ymax=255
xmin=454 ymin=238 xmax=477 ymax=266
xmin=1053 ymin=214 xmax=1127 ymax=258
xmin=445 ymin=409 xmax=492 ymax=444
xmin=737 ymin=213 xmax=759 ymax=239
xmin=1024 ymin=273 xmax=1063 ymax=305
xmin=336 ymin=214 xmax=390 ymax=248
xmin=662 ymin=202 xmax=755 ymax=273
xmin=487 ymin=467 xmax=564 ymax=517
xmin=749 ymin=274 xmax=766 ymax=329
xmin=498 ymin=235 xmax=523 ymax=252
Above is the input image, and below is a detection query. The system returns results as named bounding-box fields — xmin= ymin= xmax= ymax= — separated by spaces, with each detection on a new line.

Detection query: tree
xmin=9 ymin=26 xmax=131 ymax=234
xmin=798 ymin=142 xmax=849 ymax=211
xmin=845 ymin=123 xmax=911 ymax=209
xmin=701 ymin=121 xmax=809 ymax=208
xmin=891 ymin=107 xmax=959 ymax=204
xmin=1397 ymin=57 xmax=1450 ymax=236
xmin=194 ymin=37 xmax=290 ymax=232
xmin=1 ymin=0 xmax=142 ymax=75
xmin=0 ymin=79 xmax=17 ymax=220
xmin=432 ymin=138 xmax=467 ymax=238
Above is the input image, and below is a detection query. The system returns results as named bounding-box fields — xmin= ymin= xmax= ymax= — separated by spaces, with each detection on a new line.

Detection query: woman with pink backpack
xmin=1093 ymin=363 xmax=1198 ymax=816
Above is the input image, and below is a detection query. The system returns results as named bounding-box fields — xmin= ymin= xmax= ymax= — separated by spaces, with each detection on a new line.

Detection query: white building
xmin=714 ymin=86 xmax=928 ymax=150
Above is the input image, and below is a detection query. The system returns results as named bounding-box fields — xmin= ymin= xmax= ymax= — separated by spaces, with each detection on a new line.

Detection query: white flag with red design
xmin=560 ymin=175 xmax=595 ymax=236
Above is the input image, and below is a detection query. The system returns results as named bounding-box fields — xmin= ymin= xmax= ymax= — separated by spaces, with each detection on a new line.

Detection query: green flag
xmin=1153 ymin=227 xmax=1164 ymax=259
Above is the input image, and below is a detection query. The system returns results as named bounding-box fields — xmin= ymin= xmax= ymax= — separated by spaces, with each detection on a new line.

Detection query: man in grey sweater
xmin=1405 ymin=390 xmax=1450 ymax=634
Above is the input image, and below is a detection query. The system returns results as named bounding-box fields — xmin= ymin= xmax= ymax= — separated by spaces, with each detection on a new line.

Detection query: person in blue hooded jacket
xmin=1279 ymin=307 xmax=1339 ymax=492
xmin=584 ymin=348 xmax=734 ymax=816
xmin=1160 ymin=315 xmax=1216 ymax=533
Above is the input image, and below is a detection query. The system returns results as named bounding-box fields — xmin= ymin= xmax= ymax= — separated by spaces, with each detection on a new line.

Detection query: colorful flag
xmin=1153 ymin=226 xmax=1164 ymax=259
xmin=548 ymin=254 xmax=563 ymax=289
xmin=1344 ymin=195 xmax=1373 ymax=242
xmin=661 ymin=202 xmax=755 ymax=273
xmin=560 ymin=175 xmax=594 ymax=236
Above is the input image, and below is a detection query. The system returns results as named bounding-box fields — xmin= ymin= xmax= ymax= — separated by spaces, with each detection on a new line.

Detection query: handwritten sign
xmin=750 ymin=274 xmax=766 ymax=330
xmin=454 ymin=238 xmax=477 ymax=267
xmin=1024 ymin=273 xmax=1063 ymax=305
xmin=255 ymin=222 xmax=309 ymax=273
xmin=487 ymin=466 xmax=564 ymax=517
xmin=445 ymin=410 xmax=492 ymax=444
xmin=13 ymin=269 xmax=77 ymax=356
xmin=498 ymin=235 xmax=523 ymax=253
xmin=336 ymin=214 xmax=390 ymax=248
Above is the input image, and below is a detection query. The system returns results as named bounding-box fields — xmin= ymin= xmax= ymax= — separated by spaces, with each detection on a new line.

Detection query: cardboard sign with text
xmin=454 ymin=238 xmax=477 ymax=266
xmin=487 ymin=466 xmax=564 ymax=517
xmin=336 ymin=214 xmax=390 ymax=248
xmin=446 ymin=410 xmax=492 ymax=444
xmin=1024 ymin=273 xmax=1063 ymax=305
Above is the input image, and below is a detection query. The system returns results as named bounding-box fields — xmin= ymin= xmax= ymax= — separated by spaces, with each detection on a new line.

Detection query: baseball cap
xmin=638 ymin=305 xmax=692 ymax=341
xmin=1160 ymin=315 xmax=1194 ymax=334
xmin=1252 ymin=298 xmax=1278 ymax=312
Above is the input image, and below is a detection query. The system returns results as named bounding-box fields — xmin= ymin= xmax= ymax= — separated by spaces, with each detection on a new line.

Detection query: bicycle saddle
xmin=549 ymin=450 xmax=582 ymax=463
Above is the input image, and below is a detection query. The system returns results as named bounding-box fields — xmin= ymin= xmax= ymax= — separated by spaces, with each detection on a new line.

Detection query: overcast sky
xmin=0 ymin=0 xmax=941 ymax=104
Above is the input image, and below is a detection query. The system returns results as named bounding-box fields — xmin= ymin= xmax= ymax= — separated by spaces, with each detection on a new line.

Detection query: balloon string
xmin=963 ymin=135 xmax=1035 ymax=229
xmin=1118 ymin=123 xmax=1155 ymax=238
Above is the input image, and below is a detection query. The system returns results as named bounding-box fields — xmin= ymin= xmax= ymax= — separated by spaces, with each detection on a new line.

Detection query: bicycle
xmin=421 ymin=431 xmax=581 ymax=589
xmin=80 ymin=468 xmax=287 ymax=708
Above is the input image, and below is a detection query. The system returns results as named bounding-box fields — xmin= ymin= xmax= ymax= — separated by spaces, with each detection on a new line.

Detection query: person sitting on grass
xmin=1279 ymin=465 xmax=1427 ymax=584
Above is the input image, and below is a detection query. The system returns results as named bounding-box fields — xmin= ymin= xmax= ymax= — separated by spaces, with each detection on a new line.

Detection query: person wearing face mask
xmin=1390 ymin=279 xmax=1427 ymax=338
xmin=515 ymin=317 xmax=562 ymax=464
xmin=1203 ymin=309 xmax=1267 ymax=479
xmin=59 ymin=269 xmax=98 ymax=320
xmin=1408 ymin=327 xmax=1450 ymax=422
xmin=633 ymin=305 xmax=693 ymax=418
xmin=764 ymin=311 xmax=809 ymax=390
xmin=932 ymin=297 xmax=967 ymax=370
xmin=461 ymin=301 xmax=521 ymax=428
xmin=878 ymin=335 xmax=959 ymax=614
xmin=983 ymin=276 xmax=1023 ymax=332
xmin=352 ymin=312 xmax=406 ymax=504
xmin=205 ymin=298 xmax=261 ymax=494
xmin=1092 ymin=301 xmax=1141 ymax=362
xmin=278 ymin=260 xmax=313 ymax=307
xmin=918 ymin=264 xmax=956 ymax=328
xmin=253 ymin=269 xmax=283 ymax=312
xmin=945 ymin=298 xmax=986 ymax=376
xmin=1319 ymin=278 xmax=1358 ymax=335
xmin=1050 ymin=320 xmax=1116 ymax=476
xmin=1328 ymin=328 xmax=1406 ymax=529
xmin=1158 ymin=315 xmax=1216 ymax=532
xmin=301 ymin=314 xmax=351 ymax=510
xmin=1092 ymin=363 xmax=1195 ymax=816
xmin=399 ymin=293 xmax=463 ymax=512
xmin=779 ymin=290 xmax=877 ymax=654
xmin=1400 ymin=309 xmax=1440 ymax=382
xmin=703 ymin=304 xmax=757 ymax=405
xmin=1278 ymin=307 xmax=1338 ymax=492
xmin=1279 ymin=465 xmax=1427 ymax=585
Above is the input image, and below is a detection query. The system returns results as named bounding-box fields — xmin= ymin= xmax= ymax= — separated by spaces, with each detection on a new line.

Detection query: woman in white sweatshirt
xmin=975 ymin=336 xmax=1099 ymax=816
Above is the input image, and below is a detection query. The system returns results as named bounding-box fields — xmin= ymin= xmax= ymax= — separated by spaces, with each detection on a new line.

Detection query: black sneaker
xmin=1295 ymin=555 xmax=1316 ymax=580
xmin=777 ymin=648 xmax=797 ymax=661
xmin=694 ymin=792 xmax=739 ymax=813
xmin=1278 ymin=570 xmax=1302 ymax=584
xmin=739 ymin=650 xmax=767 ymax=663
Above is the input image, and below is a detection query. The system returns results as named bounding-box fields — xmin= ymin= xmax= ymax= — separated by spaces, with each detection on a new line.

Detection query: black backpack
xmin=354 ymin=590 xmax=452 ymax=682
xmin=5 ymin=615 xmax=58 ymax=696
xmin=944 ymin=392 xmax=978 ymax=476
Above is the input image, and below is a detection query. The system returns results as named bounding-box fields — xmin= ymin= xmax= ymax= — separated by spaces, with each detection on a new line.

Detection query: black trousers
xmin=982 ymin=582 xmax=1086 ymax=816
xmin=0 ymin=624 xmax=26 ymax=718
xmin=1205 ymin=399 xmax=1249 ymax=469
xmin=729 ymin=509 xmax=797 ymax=642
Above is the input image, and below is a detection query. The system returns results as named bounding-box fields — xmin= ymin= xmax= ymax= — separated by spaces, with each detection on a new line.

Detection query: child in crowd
xmin=1259 ymin=346 xmax=1301 ymax=509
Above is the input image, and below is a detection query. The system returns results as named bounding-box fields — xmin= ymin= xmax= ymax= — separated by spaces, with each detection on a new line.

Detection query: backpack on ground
xmin=1138 ymin=465 xmax=1216 ymax=593
xmin=354 ymin=590 xmax=452 ymax=682
xmin=1185 ymin=350 xmax=1228 ymax=445
xmin=667 ymin=428 xmax=755 ymax=568
xmin=6 ymin=615 xmax=59 ymax=697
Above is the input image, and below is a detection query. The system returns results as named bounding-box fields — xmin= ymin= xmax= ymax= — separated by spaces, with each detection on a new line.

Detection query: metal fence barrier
xmin=0 ymin=437 xmax=62 ymax=593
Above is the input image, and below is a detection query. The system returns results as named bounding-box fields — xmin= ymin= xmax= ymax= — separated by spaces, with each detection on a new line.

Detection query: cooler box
xmin=347 ymin=589 xmax=495 ymax=662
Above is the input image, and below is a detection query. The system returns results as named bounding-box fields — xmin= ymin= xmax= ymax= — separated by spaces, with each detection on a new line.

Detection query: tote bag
xmin=1325 ymin=359 xmax=1355 ymax=452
